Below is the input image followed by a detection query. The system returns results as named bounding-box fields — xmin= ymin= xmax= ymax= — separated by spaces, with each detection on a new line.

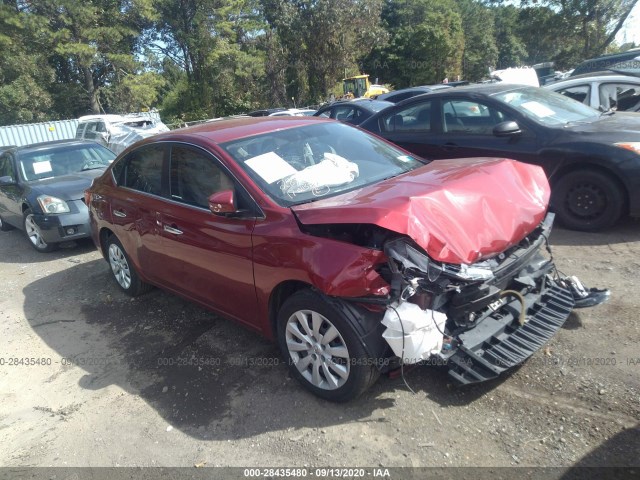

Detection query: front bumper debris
xmin=446 ymin=284 xmax=574 ymax=385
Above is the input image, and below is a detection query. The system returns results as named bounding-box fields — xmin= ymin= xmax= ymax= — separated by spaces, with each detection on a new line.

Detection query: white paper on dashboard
xmin=521 ymin=101 xmax=554 ymax=118
xmin=33 ymin=161 xmax=53 ymax=174
xmin=245 ymin=152 xmax=297 ymax=184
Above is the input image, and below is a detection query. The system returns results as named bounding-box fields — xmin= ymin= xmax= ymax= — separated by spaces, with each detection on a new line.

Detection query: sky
xmin=617 ymin=3 xmax=640 ymax=45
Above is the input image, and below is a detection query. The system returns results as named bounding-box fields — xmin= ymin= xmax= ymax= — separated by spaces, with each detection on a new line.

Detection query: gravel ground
xmin=0 ymin=221 xmax=638 ymax=472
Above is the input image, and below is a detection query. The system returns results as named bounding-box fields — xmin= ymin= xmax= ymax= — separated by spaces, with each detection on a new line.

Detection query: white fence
xmin=0 ymin=119 xmax=78 ymax=147
xmin=0 ymin=111 xmax=164 ymax=147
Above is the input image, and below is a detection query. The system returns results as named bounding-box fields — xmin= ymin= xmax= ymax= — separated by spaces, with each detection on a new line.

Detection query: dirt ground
xmin=0 ymin=220 xmax=638 ymax=472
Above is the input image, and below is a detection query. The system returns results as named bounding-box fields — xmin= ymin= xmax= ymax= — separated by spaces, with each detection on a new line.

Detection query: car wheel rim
xmin=285 ymin=309 xmax=350 ymax=390
xmin=565 ymin=182 xmax=607 ymax=220
xmin=25 ymin=215 xmax=48 ymax=249
xmin=108 ymin=244 xmax=132 ymax=290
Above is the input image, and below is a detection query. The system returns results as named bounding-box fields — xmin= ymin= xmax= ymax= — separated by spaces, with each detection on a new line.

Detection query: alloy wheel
xmin=108 ymin=243 xmax=132 ymax=290
xmin=25 ymin=215 xmax=48 ymax=249
xmin=285 ymin=309 xmax=351 ymax=390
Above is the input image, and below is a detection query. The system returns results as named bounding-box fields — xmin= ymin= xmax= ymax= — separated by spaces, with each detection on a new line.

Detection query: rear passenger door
xmin=109 ymin=144 xmax=168 ymax=284
xmin=376 ymin=99 xmax=439 ymax=159
xmin=157 ymin=144 xmax=259 ymax=327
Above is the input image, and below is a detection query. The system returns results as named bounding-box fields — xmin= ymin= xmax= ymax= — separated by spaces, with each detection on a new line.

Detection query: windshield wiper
xmin=81 ymin=166 xmax=107 ymax=171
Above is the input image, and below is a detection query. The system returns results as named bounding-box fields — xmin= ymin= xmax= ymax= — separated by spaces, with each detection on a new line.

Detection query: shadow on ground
xmin=0 ymin=228 xmax=95 ymax=263
xmin=23 ymin=260 xmax=410 ymax=441
xmin=550 ymin=218 xmax=640 ymax=247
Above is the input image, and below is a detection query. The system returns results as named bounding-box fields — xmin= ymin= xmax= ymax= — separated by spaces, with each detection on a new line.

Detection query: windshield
xmin=19 ymin=144 xmax=116 ymax=182
xmin=494 ymin=86 xmax=600 ymax=126
xmin=221 ymin=122 xmax=424 ymax=206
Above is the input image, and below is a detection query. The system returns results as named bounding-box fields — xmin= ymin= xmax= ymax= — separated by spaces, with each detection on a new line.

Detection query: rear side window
xmin=557 ymin=85 xmax=590 ymax=105
xmin=114 ymin=145 xmax=165 ymax=195
xmin=382 ymin=100 xmax=432 ymax=132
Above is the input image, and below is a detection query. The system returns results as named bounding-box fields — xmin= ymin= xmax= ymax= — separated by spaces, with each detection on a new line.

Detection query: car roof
xmin=546 ymin=72 xmax=640 ymax=85
xmin=153 ymin=116 xmax=334 ymax=145
xmin=320 ymin=98 xmax=393 ymax=112
xmin=392 ymin=82 xmax=528 ymax=106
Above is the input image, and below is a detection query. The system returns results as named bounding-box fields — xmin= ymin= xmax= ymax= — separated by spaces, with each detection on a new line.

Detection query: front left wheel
xmin=277 ymin=289 xmax=379 ymax=402
xmin=23 ymin=208 xmax=57 ymax=252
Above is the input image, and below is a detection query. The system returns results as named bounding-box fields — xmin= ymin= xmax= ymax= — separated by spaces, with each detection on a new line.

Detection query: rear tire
xmin=105 ymin=235 xmax=152 ymax=296
xmin=23 ymin=208 xmax=58 ymax=252
xmin=277 ymin=289 xmax=379 ymax=402
xmin=552 ymin=170 xmax=624 ymax=231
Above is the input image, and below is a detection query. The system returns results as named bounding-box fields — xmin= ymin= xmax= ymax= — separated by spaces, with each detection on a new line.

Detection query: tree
xmin=0 ymin=2 xmax=54 ymax=124
xmin=457 ymin=0 xmax=498 ymax=81
xmin=521 ymin=0 xmax=639 ymax=59
xmin=365 ymin=0 xmax=465 ymax=88
xmin=493 ymin=5 xmax=528 ymax=68
xmin=262 ymin=0 xmax=386 ymax=104
xmin=26 ymin=0 xmax=155 ymax=115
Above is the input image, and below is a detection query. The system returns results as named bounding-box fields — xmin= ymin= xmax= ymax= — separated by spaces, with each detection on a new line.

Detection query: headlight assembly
xmin=37 ymin=195 xmax=70 ymax=214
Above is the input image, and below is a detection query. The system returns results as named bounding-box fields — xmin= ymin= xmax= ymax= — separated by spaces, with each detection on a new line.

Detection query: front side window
xmin=0 ymin=154 xmax=15 ymax=180
xmin=494 ymin=86 xmax=599 ymax=126
xmin=170 ymin=146 xmax=234 ymax=209
xmin=221 ymin=122 xmax=424 ymax=206
xmin=382 ymin=101 xmax=432 ymax=132
xmin=116 ymin=145 xmax=165 ymax=195
xmin=599 ymin=83 xmax=640 ymax=111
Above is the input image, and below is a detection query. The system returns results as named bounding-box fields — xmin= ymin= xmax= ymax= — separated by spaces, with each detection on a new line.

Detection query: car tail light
xmin=84 ymin=179 xmax=96 ymax=205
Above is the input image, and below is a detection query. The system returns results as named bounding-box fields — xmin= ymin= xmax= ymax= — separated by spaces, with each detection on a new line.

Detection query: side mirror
xmin=493 ymin=121 xmax=521 ymax=137
xmin=208 ymin=189 xmax=236 ymax=215
xmin=0 ymin=175 xmax=16 ymax=185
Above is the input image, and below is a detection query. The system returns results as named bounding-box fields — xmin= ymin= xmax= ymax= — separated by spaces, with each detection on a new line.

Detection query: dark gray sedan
xmin=0 ymin=140 xmax=116 ymax=252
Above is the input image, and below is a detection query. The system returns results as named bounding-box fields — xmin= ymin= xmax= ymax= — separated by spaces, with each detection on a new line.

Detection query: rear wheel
xmin=23 ymin=208 xmax=57 ymax=252
xmin=105 ymin=235 xmax=152 ymax=296
xmin=277 ymin=289 xmax=379 ymax=402
xmin=0 ymin=215 xmax=14 ymax=231
xmin=552 ymin=170 xmax=624 ymax=231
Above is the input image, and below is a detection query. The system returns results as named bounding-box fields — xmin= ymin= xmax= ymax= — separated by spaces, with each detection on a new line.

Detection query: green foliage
xmin=365 ymin=0 xmax=464 ymax=88
xmin=0 ymin=0 xmax=638 ymax=126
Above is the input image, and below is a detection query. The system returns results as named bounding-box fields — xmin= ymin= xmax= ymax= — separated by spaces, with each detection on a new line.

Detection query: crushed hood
xmin=291 ymin=157 xmax=550 ymax=264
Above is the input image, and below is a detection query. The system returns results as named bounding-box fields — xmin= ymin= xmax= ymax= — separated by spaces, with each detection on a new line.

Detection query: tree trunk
xmin=82 ymin=67 xmax=100 ymax=114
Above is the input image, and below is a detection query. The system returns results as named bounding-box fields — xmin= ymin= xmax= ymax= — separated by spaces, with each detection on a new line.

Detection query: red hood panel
xmin=291 ymin=158 xmax=550 ymax=264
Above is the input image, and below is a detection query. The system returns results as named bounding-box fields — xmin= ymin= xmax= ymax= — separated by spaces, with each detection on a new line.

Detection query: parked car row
xmin=0 ymin=78 xmax=628 ymax=402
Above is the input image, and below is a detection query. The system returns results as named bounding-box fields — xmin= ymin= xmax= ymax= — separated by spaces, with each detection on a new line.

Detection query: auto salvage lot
xmin=0 ymin=222 xmax=638 ymax=469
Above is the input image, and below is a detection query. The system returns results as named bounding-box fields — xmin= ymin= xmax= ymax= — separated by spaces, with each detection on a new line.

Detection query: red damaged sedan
xmin=86 ymin=117 xmax=608 ymax=401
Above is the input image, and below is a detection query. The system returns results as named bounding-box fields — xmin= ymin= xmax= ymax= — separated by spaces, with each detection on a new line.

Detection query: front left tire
xmin=23 ymin=208 xmax=57 ymax=252
xmin=277 ymin=289 xmax=379 ymax=402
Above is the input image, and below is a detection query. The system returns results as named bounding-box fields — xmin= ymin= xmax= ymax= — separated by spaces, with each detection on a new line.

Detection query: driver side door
xmin=156 ymin=144 xmax=260 ymax=328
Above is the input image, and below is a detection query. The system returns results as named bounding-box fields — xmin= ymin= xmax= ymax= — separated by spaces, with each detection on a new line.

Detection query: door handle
xmin=443 ymin=142 xmax=458 ymax=151
xmin=113 ymin=209 xmax=127 ymax=218
xmin=163 ymin=224 xmax=183 ymax=235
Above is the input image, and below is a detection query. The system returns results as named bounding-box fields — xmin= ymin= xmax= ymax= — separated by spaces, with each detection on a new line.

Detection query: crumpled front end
xmin=378 ymin=213 xmax=609 ymax=385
